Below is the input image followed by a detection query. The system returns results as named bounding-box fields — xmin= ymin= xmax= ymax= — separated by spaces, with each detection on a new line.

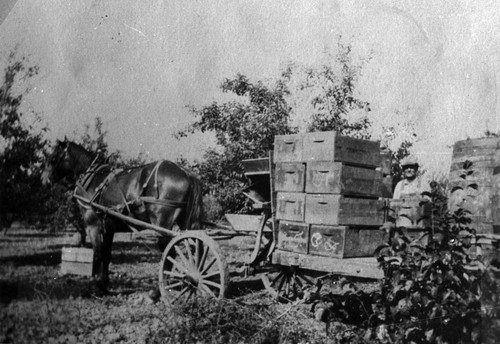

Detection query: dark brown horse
xmin=42 ymin=139 xmax=203 ymax=288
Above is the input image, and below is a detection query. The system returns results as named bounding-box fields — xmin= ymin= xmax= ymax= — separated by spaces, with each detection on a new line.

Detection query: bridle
xmin=47 ymin=141 xmax=71 ymax=179
xmin=47 ymin=141 xmax=98 ymax=187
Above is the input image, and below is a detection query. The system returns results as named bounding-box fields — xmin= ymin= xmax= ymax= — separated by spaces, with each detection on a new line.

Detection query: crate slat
xmin=305 ymin=195 xmax=385 ymax=226
xmin=60 ymin=247 xmax=94 ymax=276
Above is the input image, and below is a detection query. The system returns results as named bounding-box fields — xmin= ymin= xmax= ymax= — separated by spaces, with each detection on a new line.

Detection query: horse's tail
xmin=182 ymin=172 xmax=203 ymax=230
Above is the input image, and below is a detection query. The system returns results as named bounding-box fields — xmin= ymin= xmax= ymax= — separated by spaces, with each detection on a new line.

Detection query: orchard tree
xmin=177 ymin=74 xmax=297 ymax=218
xmin=0 ymin=49 xmax=49 ymax=229
xmin=380 ymin=119 xmax=419 ymax=188
xmin=76 ymin=116 xmax=109 ymax=156
xmin=285 ymin=39 xmax=372 ymax=137
xmin=179 ymin=40 xmax=376 ymax=219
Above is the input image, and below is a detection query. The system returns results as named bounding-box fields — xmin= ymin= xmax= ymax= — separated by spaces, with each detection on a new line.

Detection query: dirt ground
xmin=1 ymin=227 xmax=358 ymax=343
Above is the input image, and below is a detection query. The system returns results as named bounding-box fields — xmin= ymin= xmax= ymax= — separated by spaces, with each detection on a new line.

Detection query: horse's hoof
xmin=92 ymin=280 xmax=109 ymax=295
xmin=148 ymin=288 xmax=161 ymax=303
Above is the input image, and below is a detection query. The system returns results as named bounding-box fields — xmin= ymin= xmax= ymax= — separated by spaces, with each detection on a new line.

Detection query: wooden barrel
xmin=448 ymin=137 xmax=500 ymax=234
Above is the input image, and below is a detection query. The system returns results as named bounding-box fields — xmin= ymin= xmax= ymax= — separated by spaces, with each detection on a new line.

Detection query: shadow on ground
xmin=0 ymin=251 xmax=62 ymax=266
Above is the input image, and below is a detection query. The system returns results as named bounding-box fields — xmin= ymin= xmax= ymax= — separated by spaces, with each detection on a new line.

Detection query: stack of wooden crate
xmin=448 ymin=137 xmax=500 ymax=234
xmin=273 ymin=131 xmax=389 ymax=259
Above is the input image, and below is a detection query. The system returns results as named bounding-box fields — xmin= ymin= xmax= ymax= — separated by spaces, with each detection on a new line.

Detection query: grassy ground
xmin=0 ymin=228 xmax=337 ymax=344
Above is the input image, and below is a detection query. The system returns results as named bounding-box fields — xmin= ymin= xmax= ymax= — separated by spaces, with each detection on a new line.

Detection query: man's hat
xmin=401 ymin=156 xmax=419 ymax=168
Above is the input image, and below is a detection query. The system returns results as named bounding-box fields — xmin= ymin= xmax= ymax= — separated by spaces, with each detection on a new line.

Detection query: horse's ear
xmin=104 ymin=153 xmax=115 ymax=164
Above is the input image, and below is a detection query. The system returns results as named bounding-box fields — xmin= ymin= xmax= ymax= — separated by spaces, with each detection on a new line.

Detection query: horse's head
xmin=41 ymin=139 xmax=72 ymax=185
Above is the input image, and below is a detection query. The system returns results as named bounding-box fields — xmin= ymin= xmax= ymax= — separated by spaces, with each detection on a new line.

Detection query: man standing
xmin=393 ymin=156 xmax=430 ymax=200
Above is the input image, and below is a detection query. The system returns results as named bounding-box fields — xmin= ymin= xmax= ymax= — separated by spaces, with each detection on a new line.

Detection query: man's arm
xmin=393 ymin=180 xmax=403 ymax=199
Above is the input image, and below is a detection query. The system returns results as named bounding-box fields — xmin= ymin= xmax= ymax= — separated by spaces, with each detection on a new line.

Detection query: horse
xmin=41 ymin=139 xmax=203 ymax=289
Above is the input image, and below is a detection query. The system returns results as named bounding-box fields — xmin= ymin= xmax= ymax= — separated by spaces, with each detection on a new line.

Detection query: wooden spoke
xmin=297 ymin=274 xmax=314 ymax=286
xmin=162 ymin=270 xmax=186 ymax=279
xmin=194 ymin=238 xmax=201 ymax=268
xmin=262 ymin=267 xmax=316 ymax=302
xmin=185 ymin=238 xmax=195 ymax=265
xmin=202 ymin=279 xmax=222 ymax=289
xmin=167 ymin=256 xmax=189 ymax=275
xmin=197 ymin=241 xmax=209 ymax=270
xmin=174 ymin=286 xmax=191 ymax=301
xmin=202 ymin=271 xmax=221 ymax=280
xmin=174 ymin=245 xmax=194 ymax=273
xmin=200 ymin=257 xmax=217 ymax=276
xmin=199 ymin=284 xmax=217 ymax=298
xmin=277 ymin=272 xmax=288 ymax=292
xmin=159 ymin=231 xmax=229 ymax=303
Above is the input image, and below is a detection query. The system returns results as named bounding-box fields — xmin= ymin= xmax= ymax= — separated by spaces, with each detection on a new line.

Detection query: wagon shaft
xmin=73 ymin=194 xmax=178 ymax=237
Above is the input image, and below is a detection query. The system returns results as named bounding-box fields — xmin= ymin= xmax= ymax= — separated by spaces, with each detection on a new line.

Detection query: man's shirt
xmin=393 ymin=177 xmax=430 ymax=199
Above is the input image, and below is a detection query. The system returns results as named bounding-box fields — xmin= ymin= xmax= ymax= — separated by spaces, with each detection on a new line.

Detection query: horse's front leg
xmin=100 ymin=219 xmax=115 ymax=287
xmin=68 ymin=197 xmax=86 ymax=246
xmin=84 ymin=210 xmax=108 ymax=290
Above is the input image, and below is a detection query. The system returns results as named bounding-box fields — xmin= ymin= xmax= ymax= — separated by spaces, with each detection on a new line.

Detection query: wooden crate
xmin=389 ymin=198 xmax=432 ymax=228
xmin=275 ymin=162 xmax=306 ymax=192
xmin=304 ymin=195 xmax=385 ymax=226
xmin=309 ymin=225 xmax=387 ymax=258
xmin=305 ymin=161 xmax=382 ymax=196
xmin=451 ymin=137 xmax=500 ymax=162
xmin=276 ymin=221 xmax=309 ymax=254
xmin=274 ymin=134 xmax=303 ymax=162
xmin=60 ymin=247 xmax=94 ymax=276
xmin=379 ymin=150 xmax=392 ymax=176
xmin=276 ymin=192 xmax=306 ymax=222
xmin=302 ymin=132 xmax=381 ymax=167
xmin=380 ymin=176 xmax=394 ymax=198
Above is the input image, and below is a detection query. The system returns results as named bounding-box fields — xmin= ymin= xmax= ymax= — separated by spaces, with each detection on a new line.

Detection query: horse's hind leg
xmin=150 ymin=206 xmax=182 ymax=251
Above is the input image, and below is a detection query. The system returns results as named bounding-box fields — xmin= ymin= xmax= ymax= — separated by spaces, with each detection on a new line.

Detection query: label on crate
xmin=277 ymin=221 xmax=309 ymax=254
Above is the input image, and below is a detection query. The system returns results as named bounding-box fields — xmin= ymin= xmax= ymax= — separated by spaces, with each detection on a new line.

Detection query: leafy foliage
xmin=178 ymin=74 xmax=297 ymax=219
xmin=380 ymin=121 xmax=419 ymax=189
xmin=75 ymin=116 xmax=109 ymax=156
xmin=286 ymin=40 xmax=372 ymax=138
xmin=310 ymin=161 xmax=500 ymax=343
xmin=0 ymin=49 xmax=51 ymax=226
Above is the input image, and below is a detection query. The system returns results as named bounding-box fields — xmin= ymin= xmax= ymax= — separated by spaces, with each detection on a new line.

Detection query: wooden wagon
xmin=235 ymin=131 xmax=393 ymax=299
xmin=71 ymin=131 xmax=403 ymax=302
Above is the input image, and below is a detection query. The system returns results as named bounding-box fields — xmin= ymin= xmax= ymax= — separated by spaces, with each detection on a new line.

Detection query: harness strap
xmin=140 ymin=196 xmax=187 ymax=208
xmin=91 ymin=168 xmax=124 ymax=204
xmin=74 ymin=181 xmax=94 ymax=209
xmin=142 ymin=161 xmax=163 ymax=198
xmin=78 ymin=162 xmax=107 ymax=190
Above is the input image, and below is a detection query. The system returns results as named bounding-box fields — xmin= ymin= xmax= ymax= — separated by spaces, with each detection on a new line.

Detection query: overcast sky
xmin=1 ymin=0 xmax=499 ymax=176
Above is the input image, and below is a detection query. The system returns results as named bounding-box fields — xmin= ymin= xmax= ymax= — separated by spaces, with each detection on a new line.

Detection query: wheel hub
xmin=183 ymin=274 xmax=199 ymax=287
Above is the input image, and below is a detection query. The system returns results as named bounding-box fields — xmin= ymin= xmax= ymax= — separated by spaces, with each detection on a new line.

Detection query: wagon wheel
xmin=159 ymin=231 xmax=229 ymax=303
xmin=261 ymin=266 xmax=316 ymax=302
